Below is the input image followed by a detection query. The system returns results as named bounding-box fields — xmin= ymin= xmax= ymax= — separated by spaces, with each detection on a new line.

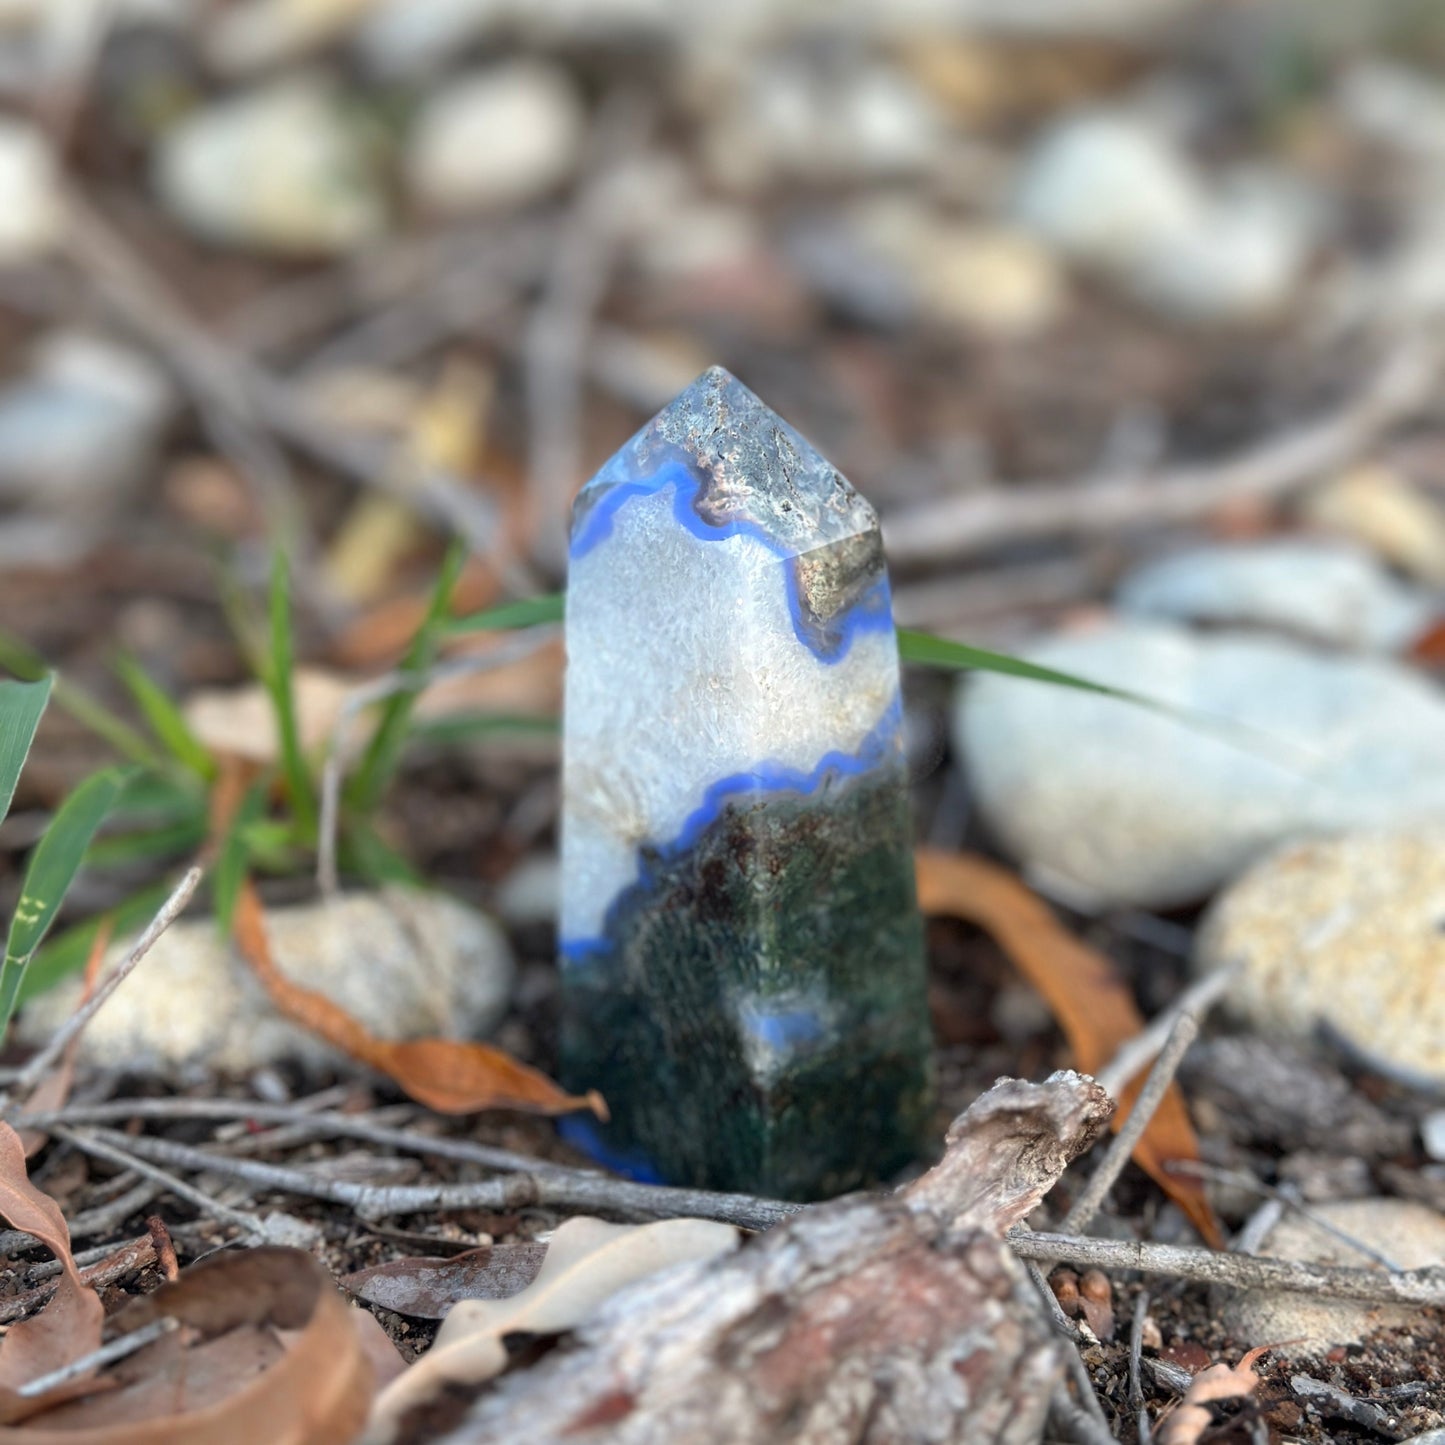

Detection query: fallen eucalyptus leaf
xmin=3 ymin=1247 xmax=373 ymax=1443
xmin=343 ymin=1243 xmax=548 ymax=1319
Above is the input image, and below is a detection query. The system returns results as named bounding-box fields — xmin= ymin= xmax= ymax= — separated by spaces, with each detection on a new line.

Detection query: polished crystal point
xmin=558 ymin=366 xmax=933 ymax=1199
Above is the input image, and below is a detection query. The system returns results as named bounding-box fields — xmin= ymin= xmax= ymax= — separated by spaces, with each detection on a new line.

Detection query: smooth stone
xmin=1339 ymin=60 xmax=1445 ymax=163
xmin=953 ymin=620 xmax=1445 ymax=909
xmin=154 ymin=75 xmax=386 ymax=255
xmin=18 ymin=888 xmax=514 ymax=1075
xmin=704 ymin=58 xmax=946 ymax=191
xmin=1195 ymin=830 xmax=1445 ymax=1083
xmin=1116 ymin=540 xmax=1435 ymax=653
xmin=1424 ymin=1112 xmax=1445 ymax=1164
xmin=207 ymin=0 xmax=382 ymax=74
xmin=1012 ymin=111 xmax=1315 ymax=323
xmin=1220 ymin=1199 xmax=1445 ymax=1351
xmin=0 ymin=331 xmax=174 ymax=508
xmin=1011 ymin=110 xmax=1209 ymax=273
xmin=406 ymin=62 xmax=585 ymax=215
xmin=1130 ymin=165 xmax=1320 ymax=324
xmin=0 ymin=119 xmax=59 ymax=261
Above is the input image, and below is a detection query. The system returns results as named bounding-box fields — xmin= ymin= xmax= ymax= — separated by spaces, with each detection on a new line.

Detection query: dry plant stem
xmin=1061 ymin=1347 xmax=1112 ymax=1435
xmin=17 ymin=1316 xmax=177 ymax=1398
xmin=1130 ymin=1292 xmax=1152 ymax=1445
xmin=20 ymin=1097 xmax=592 ymax=1175
xmin=3 ymin=866 xmax=203 ymax=1109
xmin=316 ymin=630 xmax=560 ymax=894
xmin=884 ymin=335 xmax=1440 ymax=566
xmin=55 ymin=1125 xmax=269 ymax=1238
xmin=1096 ymin=970 xmax=1234 ymax=1098
xmin=59 ymin=1125 xmax=801 ymax=1231
xmin=1011 ymin=1230 xmax=1445 ymax=1307
xmin=0 ymin=1233 xmax=156 ymax=1324
xmin=1064 ymin=1012 xmax=1200 ymax=1235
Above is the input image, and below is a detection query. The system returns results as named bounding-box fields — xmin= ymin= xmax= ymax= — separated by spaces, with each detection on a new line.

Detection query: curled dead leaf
xmin=366 ymin=1216 xmax=739 ymax=1442
xmin=1157 ymin=1344 xmax=1275 ymax=1445
xmin=342 ymin=1243 xmax=548 ymax=1319
xmin=0 ymin=1122 xmax=104 ymax=1416
xmin=2 ymin=1248 xmax=373 ymax=1444
xmin=914 ymin=848 xmax=1221 ymax=1246
xmin=233 ymin=881 xmax=602 ymax=1119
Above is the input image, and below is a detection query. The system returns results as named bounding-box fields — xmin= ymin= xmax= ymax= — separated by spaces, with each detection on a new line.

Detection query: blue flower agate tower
xmin=558 ymin=366 xmax=932 ymax=1200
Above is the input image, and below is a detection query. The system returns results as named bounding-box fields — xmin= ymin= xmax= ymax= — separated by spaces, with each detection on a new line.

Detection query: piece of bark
xmin=434 ymin=1071 xmax=1113 ymax=1445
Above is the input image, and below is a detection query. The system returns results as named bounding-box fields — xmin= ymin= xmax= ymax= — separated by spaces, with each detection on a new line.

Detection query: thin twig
xmin=1130 ymin=1291 xmax=1152 ymax=1445
xmin=1048 ymin=1381 xmax=1117 ymax=1445
xmin=883 ymin=335 xmax=1441 ymax=567
xmin=17 ymin=1096 xmax=573 ymax=1174
xmin=316 ymin=630 xmax=559 ymax=894
xmin=1095 ymin=970 xmax=1234 ymax=1098
xmin=4 ymin=866 xmax=203 ymax=1108
xmin=1064 ymin=1012 xmax=1200 ymax=1235
xmin=18 ymin=1316 xmax=178 ymax=1398
xmin=62 ymin=1125 xmax=799 ymax=1231
xmin=1010 ymin=1230 xmax=1445 ymax=1308
xmin=55 ymin=1125 xmax=268 ymax=1238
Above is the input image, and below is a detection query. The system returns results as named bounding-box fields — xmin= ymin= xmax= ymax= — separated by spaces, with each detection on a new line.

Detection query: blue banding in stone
xmin=559 ymin=694 xmax=903 ymax=967
xmin=556 ymin=1116 xmax=667 ymax=1183
xmin=741 ymin=1007 xmax=824 ymax=1049
xmin=570 ymin=456 xmax=893 ymax=665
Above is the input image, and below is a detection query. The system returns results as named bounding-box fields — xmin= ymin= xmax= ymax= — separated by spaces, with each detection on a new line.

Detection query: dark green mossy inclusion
xmin=559 ymin=762 xmax=934 ymax=1200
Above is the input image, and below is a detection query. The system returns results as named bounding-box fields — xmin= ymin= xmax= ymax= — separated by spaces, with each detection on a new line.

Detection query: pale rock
xmin=18 ymin=888 xmax=515 ymax=1074
xmin=847 ymin=200 xmax=1063 ymax=336
xmin=208 ymin=0 xmax=383 ymax=74
xmin=705 ymin=58 xmax=946 ymax=191
xmin=0 ymin=331 xmax=173 ymax=507
xmin=1011 ymin=110 xmax=1208 ymax=273
xmin=355 ymin=0 xmax=670 ymax=76
xmin=1013 ymin=112 xmax=1316 ymax=323
xmin=407 ymin=62 xmax=585 ymax=214
xmin=1304 ymin=464 xmax=1445 ymax=585
xmin=494 ymin=853 xmax=560 ymax=928
xmin=1134 ymin=165 xmax=1321 ymax=324
xmin=0 ymin=119 xmax=59 ymax=261
xmin=183 ymin=668 xmax=368 ymax=765
xmin=154 ymin=75 xmax=386 ymax=255
xmin=1219 ymin=1199 xmax=1445 ymax=1350
xmin=953 ymin=620 xmax=1445 ymax=909
xmin=1116 ymin=540 xmax=1435 ymax=652
xmin=1338 ymin=60 xmax=1445 ymax=163
xmin=1424 ymin=1112 xmax=1445 ymax=1164
xmin=1195 ymin=830 xmax=1445 ymax=1084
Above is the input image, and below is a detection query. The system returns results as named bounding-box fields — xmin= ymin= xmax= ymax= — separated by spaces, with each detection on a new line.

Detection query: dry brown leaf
xmin=914 ymin=848 xmax=1221 ymax=1247
xmin=0 ymin=1122 xmax=103 ymax=1405
xmin=1157 ymin=1344 xmax=1274 ymax=1445
xmin=233 ymin=881 xmax=603 ymax=1119
xmin=342 ymin=1243 xmax=548 ymax=1319
xmin=366 ymin=1216 xmax=740 ymax=1441
xmin=349 ymin=1307 xmax=408 ymax=1391
xmin=4 ymin=1247 xmax=373 ymax=1444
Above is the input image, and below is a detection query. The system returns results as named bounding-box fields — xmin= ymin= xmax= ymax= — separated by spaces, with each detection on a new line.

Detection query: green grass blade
xmin=349 ymin=539 xmax=468 ymax=814
xmin=85 ymin=818 xmax=209 ymax=868
xmin=897 ymin=629 xmax=1155 ymax=705
xmin=447 ymin=593 xmax=564 ymax=636
xmin=114 ymin=654 xmax=217 ymax=782
xmin=266 ymin=553 xmax=318 ymax=839
xmin=0 ymin=629 xmax=162 ymax=768
xmin=17 ymin=881 xmax=172 ymax=1004
xmin=0 ymin=765 xmax=136 ymax=1029
xmin=0 ymin=675 xmax=53 ymax=825
xmin=343 ymin=821 xmax=424 ymax=886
